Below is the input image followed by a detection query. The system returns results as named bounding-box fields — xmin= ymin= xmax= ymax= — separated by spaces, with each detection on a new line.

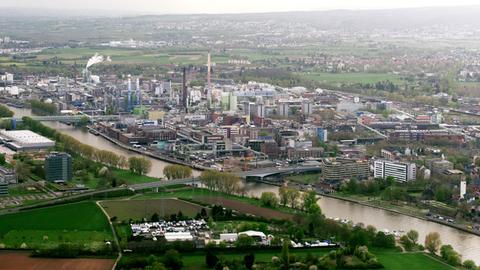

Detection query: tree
xmin=205 ymin=250 xmax=219 ymax=268
xmin=162 ymin=249 xmax=183 ymax=270
xmin=281 ymin=239 xmax=290 ymax=270
xmin=425 ymin=232 xmax=441 ymax=254
xmin=399 ymin=235 xmax=415 ymax=251
xmin=406 ymin=230 xmax=419 ymax=245
xmin=163 ymin=165 xmax=193 ymax=180
xmin=463 ymin=260 xmax=477 ymax=270
xmin=0 ymin=104 xmax=13 ymax=117
xmin=128 ymin=157 xmax=152 ymax=175
xmin=279 ymin=186 xmax=289 ymax=206
xmin=302 ymin=191 xmax=319 ymax=212
xmin=15 ymin=161 xmax=31 ymax=182
xmin=151 ymin=213 xmax=160 ymax=222
xmin=346 ymin=178 xmax=359 ymax=193
xmin=260 ymin=192 xmax=279 ymax=208
xmin=199 ymin=170 xmax=241 ymax=194
xmin=373 ymin=232 xmax=395 ymax=249
xmin=440 ymin=245 xmax=461 ymax=266
xmin=244 ymin=253 xmax=255 ymax=270
xmin=0 ymin=153 xmax=5 ymax=165
xmin=236 ymin=234 xmax=254 ymax=249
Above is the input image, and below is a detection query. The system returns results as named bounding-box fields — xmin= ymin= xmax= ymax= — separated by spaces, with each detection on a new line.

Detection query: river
xmin=7 ymin=106 xmax=200 ymax=179
xmin=8 ymin=106 xmax=480 ymax=264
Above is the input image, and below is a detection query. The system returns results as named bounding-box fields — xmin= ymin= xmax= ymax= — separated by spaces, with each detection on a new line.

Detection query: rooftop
xmin=0 ymin=130 xmax=54 ymax=146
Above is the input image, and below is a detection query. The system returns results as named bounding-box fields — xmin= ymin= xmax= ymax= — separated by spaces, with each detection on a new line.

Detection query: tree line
xmin=199 ymin=170 xmax=242 ymax=195
xmin=30 ymin=100 xmax=57 ymax=116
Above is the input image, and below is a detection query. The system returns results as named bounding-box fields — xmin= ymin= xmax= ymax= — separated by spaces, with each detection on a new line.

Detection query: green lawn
xmin=375 ymin=250 xmax=456 ymax=270
xmin=113 ymin=169 xmax=162 ymax=184
xmin=0 ymin=201 xmax=113 ymax=249
xmin=301 ymin=72 xmax=403 ymax=85
xmin=286 ymin=173 xmax=320 ymax=184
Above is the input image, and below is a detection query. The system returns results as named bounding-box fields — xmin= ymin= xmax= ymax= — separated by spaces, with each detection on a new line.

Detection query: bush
xmin=260 ymin=192 xmax=279 ymax=208
xmin=463 ymin=260 xmax=477 ymax=270
xmin=162 ymin=249 xmax=183 ymax=270
xmin=440 ymin=245 xmax=461 ymax=266
xmin=206 ymin=250 xmax=219 ymax=268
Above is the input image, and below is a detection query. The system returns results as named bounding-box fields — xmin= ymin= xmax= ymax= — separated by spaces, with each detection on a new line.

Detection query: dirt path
xmin=96 ymin=201 xmax=122 ymax=270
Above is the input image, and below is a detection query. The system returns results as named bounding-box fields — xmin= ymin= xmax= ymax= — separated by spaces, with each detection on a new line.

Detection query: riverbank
xmin=89 ymin=126 xmax=208 ymax=171
xmin=321 ymin=192 xmax=480 ymax=238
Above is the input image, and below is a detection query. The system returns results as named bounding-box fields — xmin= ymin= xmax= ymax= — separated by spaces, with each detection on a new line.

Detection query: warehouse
xmin=0 ymin=130 xmax=55 ymax=151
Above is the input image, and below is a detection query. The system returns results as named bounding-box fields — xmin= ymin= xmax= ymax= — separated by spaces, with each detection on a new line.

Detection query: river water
xmin=8 ymin=106 xmax=480 ymax=264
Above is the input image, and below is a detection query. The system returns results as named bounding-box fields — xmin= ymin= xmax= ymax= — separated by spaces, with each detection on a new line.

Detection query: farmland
xmin=0 ymin=252 xmax=114 ymax=270
xmin=100 ymin=198 xmax=205 ymax=221
xmin=194 ymin=196 xmax=294 ymax=220
xmin=0 ymin=202 xmax=113 ymax=249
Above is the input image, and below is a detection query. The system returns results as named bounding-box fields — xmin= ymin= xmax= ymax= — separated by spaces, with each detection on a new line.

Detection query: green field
xmin=113 ymin=169 xmax=162 ymax=184
xmin=301 ymin=72 xmax=403 ymax=85
xmin=375 ymin=250 xmax=455 ymax=270
xmin=100 ymin=198 xmax=205 ymax=221
xmin=0 ymin=201 xmax=113 ymax=249
xmin=286 ymin=173 xmax=321 ymax=184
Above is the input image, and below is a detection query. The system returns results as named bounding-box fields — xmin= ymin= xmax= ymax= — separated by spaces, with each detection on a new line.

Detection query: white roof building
xmin=164 ymin=232 xmax=193 ymax=242
xmin=0 ymin=130 xmax=55 ymax=151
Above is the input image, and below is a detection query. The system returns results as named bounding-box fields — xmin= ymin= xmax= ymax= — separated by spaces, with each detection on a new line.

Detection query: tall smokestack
xmin=207 ymin=52 xmax=211 ymax=88
xmin=207 ymin=52 xmax=212 ymax=108
xmin=182 ymin=67 xmax=188 ymax=112
xmin=127 ymin=75 xmax=132 ymax=110
xmin=136 ymin=78 xmax=141 ymax=106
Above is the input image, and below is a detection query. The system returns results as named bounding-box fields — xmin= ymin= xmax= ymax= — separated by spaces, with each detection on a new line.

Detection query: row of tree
xmin=30 ymin=100 xmax=57 ymax=115
xmin=163 ymin=165 xmax=193 ymax=180
xmin=199 ymin=170 xmax=241 ymax=195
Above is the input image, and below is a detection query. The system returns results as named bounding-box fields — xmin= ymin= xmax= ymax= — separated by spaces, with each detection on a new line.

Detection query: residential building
xmin=45 ymin=152 xmax=73 ymax=183
xmin=374 ymin=159 xmax=416 ymax=182
xmin=0 ymin=180 xmax=7 ymax=195
xmin=0 ymin=166 xmax=17 ymax=184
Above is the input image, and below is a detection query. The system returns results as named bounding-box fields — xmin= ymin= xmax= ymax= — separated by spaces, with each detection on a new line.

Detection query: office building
xmin=374 ymin=159 xmax=416 ymax=182
xmin=45 ymin=152 xmax=73 ymax=183
xmin=301 ymin=100 xmax=313 ymax=115
xmin=321 ymin=158 xmax=369 ymax=182
xmin=278 ymin=101 xmax=289 ymax=117
xmin=316 ymin=127 xmax=328 ymax=142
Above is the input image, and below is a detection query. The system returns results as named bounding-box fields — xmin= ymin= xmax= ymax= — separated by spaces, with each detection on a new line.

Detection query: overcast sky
xmin=2 ymin=0 xmax=479 ymax=14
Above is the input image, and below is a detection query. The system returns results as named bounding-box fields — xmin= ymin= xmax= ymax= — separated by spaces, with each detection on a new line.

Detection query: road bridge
xmin=0 ymin=115 xmax=121 ymax=123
